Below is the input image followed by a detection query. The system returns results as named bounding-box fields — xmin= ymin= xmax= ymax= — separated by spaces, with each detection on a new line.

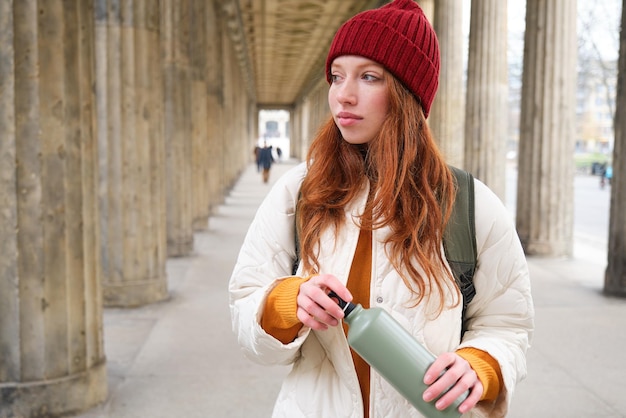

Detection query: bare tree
xmin=578 ymin=0 xmax=619 ymax=150
xmin=604 ymin=0 xmax=626 ymax=296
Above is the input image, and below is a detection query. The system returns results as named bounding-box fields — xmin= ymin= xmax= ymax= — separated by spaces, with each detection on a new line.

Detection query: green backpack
xmin=292 ymin=166 xmax=477 ymax=337
xmin=444 ymin=166 xmax=477 ymax=336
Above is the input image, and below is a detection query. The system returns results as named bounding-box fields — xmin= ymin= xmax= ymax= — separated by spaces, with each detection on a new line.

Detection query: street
xmin=505 ymin=164 xmax=611 ymax=252
xmin=573 ymin=172 xmax=611 ymax=245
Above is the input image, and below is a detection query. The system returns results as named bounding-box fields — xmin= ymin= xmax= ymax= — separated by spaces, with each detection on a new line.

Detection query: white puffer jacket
xmin=229 ymin=163 xmax=534 ymax=418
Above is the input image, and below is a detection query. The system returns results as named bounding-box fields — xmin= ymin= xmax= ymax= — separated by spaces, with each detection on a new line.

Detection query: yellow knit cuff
xmin=456 ymin=347 xmax=503 ymax=402
xmin=260 ymin=276 xmax=312 ymax=344
xmin=264 ymin=276 xmax=308 ymax=328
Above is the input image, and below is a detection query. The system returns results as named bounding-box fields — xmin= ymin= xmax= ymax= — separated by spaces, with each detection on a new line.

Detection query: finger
xmin=316 ymin=291 xmax=348 ymax=320
xmin=314 ymin=274 xmax=353 ymax=302
xmin=296 ymin=290 xmax=339 ymax=326
xmin=302 ymin=275 xmax=351 ymax=321
xmin=296 ymin=306 xmax=328 ymax=331
xmin=425 ymin=354 xmax=480 ymax=412
xmin=434 ymin=371 xmax=476 ymax=411
xmin=297 ymin=278 xmax=348 ymax=327
xmin=299 ymin=281 xmax=326 ymax=304
xmin=424 ymin=352 xmax=456 ymax=385
xmin=307 ymin=299 xmax=340 ymax=326
xmin=423 ymin=353 xmax=469 ymax=404
xmin=458 ymin=381 xmax=483 ymax=414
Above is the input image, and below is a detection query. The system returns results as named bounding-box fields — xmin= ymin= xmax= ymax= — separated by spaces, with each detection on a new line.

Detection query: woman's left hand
xmin=422 ymin=352 xmax=482 ymax=414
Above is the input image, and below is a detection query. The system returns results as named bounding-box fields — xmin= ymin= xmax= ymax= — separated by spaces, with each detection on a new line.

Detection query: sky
xmin=578 ymin=0 xmax=621 ymax=61
xmin=461 ymin=0 xmax=621 ymax=63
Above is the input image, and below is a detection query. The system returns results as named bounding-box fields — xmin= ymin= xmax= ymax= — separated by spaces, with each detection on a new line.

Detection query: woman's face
xmin=328 ymin=56 xmax=390 ymax=145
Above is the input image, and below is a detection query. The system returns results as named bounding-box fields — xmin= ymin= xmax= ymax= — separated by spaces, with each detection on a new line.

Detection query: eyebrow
xmin=331 ymin=61 xmax=385 ymax=72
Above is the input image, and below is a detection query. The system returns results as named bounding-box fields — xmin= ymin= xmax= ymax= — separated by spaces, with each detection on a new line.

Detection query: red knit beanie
xmin=326 ymin=0 xmax=440 ymax=118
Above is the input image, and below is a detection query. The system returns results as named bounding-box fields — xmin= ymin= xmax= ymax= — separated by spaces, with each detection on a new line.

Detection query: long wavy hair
xmin=298 ymin=72 xmax=458 ymax=309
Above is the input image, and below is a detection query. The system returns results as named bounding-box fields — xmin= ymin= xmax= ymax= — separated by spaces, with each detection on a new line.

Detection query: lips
xmin=336 ymin=111 xmax=362 ymax=127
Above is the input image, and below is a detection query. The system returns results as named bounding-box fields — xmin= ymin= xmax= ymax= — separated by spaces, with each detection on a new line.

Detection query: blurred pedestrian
xmin=258 ymin=141 xmax=275 ymax=183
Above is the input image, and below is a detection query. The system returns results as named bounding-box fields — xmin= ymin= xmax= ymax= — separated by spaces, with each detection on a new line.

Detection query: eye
xmin=330 ymin=73 xmax=344 ymax=83
xmin=362 ymin=73 xmax=380 ymax=82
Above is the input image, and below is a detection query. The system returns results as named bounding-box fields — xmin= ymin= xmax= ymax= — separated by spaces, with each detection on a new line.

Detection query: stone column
xmin=221 ymin=30 xmax=239 ymax=188
xmin=292 ymin=103 xmax=305 ymax=161
xmin=604 ymin=2 xmax=626 ymax=296
xmin=516 ymin=0 xmax=577 ymax=256
xmin=293 ymin=80 xmax=329 ymax=161
xmin=287 ymin=109 xmax=295 ymax=155
xmin=190 ymin=0 xmax=211 ymax=230
xmin=291 ymin=105 xmax=301 ymax=160
xmin=1 ymin=1 xmax=107 ymax=415
xmin=246 ymin=105 xmax=254 ymax=166
xmin=219 ymin=1 xmax=255 ymax=189
xmin=429 ymin=0 xmax=465 ymax=168
xmin=464 ymin=0 xmax=508 ymax=199
xmin=95 ymin=0 xmax=167 ymax=307
xmin=417 ymin=0 xmax=434 ymax=23
xmin=253 ymin=108 xmax=261 ymax=145
xmin=133 ymin=0 xmax=167 ymax=302
xmin=143 ymin=0 xmax=168 ymax=298
xmin=206 ymin=0 xmax=225 ymax=210
xmin=163 ymin=0 xmax=194 ymax=256
xmin=98 ymin=0 xmax=124 ymax=303
xmin=0 ymin=0 xmax=19 ymax=405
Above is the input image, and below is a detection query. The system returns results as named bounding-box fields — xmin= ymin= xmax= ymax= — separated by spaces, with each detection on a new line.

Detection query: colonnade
xmin=1 ymin=1 xmax=252 ymax=416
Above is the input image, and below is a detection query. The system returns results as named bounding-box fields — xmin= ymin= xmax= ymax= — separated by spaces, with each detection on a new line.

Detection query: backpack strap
xmin=291 ymin=191 xmax=302 ymax=276
xmin=443 ymin=166 xmax=477 ymax=338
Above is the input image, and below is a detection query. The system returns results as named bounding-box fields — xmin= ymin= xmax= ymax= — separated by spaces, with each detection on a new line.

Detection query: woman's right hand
xmin=297 ymin=274 xmax=352 ymax=331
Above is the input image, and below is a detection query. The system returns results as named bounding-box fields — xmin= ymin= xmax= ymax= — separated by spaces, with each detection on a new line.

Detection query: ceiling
xmin=222 ymin=0 xmax=387 ymax=108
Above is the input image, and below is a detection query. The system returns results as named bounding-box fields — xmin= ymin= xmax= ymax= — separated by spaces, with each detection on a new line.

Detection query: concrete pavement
xmin=75 ymin=160 xmax=626 ymax=418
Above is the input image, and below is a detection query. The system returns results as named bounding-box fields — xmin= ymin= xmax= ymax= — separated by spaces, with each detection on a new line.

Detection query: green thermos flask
xmin=329 ymin=291 xmax=468 ymax=418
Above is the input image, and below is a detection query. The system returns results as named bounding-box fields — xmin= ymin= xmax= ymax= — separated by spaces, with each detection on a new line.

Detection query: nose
xmin=333 ymin=78 xmax=357 ymax=105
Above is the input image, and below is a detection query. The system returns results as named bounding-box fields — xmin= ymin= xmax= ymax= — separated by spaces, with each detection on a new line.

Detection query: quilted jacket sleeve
xmin=458 ymin=179 xmax=535 ymax=417
xmin=229 ymin=163 xmax=312 ymax=366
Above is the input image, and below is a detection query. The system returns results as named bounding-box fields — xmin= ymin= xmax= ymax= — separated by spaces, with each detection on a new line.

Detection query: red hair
xmin=298 ymin=73 xmax=458 ymax=308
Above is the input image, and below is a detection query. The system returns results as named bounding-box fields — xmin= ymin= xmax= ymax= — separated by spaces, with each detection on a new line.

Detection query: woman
xmin=229 ymin=1 xmax=534 ymax=417
xmin=257 ymin=141 xmax=275 ymax=183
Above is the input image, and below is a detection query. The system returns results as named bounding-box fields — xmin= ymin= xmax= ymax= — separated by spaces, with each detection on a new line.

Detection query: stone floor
xmin=76 ymin=160 xmax=626 ymax=418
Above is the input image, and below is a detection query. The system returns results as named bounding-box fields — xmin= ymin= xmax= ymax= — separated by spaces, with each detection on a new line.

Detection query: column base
xmin=523 ymin=239 xmax=572 ymax=257
xmin=167 ymin=236 xmax=194 ymax=257
xmin=103 ymin=275 xmax=169 ymax=307
xmin=0 ymin=360 xmax=107 ymax=418
xmin=192 ymin=215 xmax=209 ymax=231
